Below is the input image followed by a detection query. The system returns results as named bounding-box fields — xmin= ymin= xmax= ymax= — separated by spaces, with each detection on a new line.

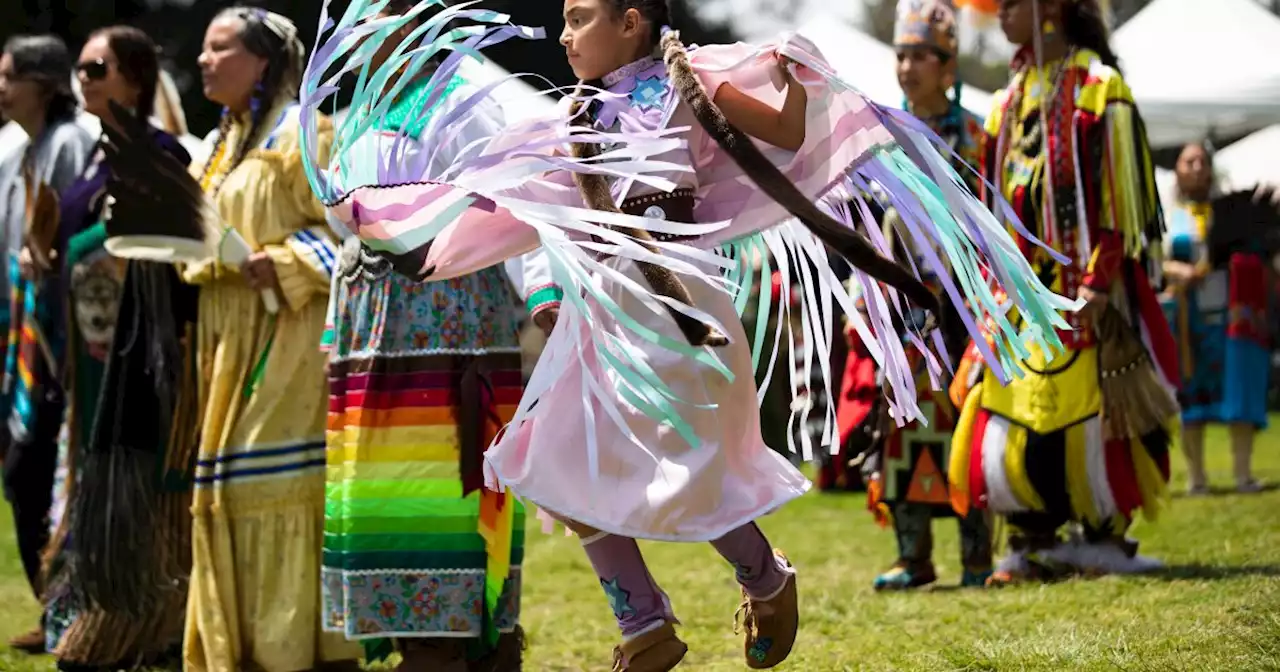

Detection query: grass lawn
xmin=2 ymin=424 xmax=1279 ymax=671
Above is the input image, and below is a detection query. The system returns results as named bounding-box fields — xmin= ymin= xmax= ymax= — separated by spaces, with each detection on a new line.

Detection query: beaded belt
xmin=618 ymin=189 xmax=697 ymax=242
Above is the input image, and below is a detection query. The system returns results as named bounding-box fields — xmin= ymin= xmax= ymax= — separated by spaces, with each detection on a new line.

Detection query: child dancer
xmin=844 ymin=0 xmax=993 ymax=591
xmin=288 ymin=0 xmax=1079 ymax=669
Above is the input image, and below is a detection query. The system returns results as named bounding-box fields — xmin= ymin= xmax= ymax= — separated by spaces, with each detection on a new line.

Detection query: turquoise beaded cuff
xmin=526 ymin=285 xmax=564 ymax=316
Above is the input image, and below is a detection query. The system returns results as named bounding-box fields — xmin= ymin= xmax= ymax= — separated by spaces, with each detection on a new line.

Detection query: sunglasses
xmin=76 ymin=59 xmax=112 ymax=82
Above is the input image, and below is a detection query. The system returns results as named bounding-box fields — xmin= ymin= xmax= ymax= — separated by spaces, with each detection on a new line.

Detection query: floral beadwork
xmin=322 ymin=569 xmax=522 ymax=638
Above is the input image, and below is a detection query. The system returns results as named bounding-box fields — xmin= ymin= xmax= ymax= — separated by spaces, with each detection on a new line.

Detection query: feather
xmin=1207 ymin=189 xmax=1280 ymax=268
xmin=100 ymin=100 xmax=280 ymax=313
xmin=99 ymin=100 xmax=218 ymax=262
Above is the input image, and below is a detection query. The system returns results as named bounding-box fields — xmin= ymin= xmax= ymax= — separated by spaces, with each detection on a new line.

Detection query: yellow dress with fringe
xmin=182 ymin=104 xmax=361 ymax=671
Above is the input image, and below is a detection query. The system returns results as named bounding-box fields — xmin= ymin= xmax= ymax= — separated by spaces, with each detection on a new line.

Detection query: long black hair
xmin=1061 ymin=0 xmax=1120 ymax=71
xmin=603 ymin=0 xmax=671 ymax=48
xmin=89 ymin=25 xmax=160 ymax=121
xmin=3 ymin=35 xmax=78 ymax=125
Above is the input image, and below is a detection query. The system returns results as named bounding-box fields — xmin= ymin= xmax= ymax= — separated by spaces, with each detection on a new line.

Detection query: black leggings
xmin=2 ymin=388 xmax=64 ymax=597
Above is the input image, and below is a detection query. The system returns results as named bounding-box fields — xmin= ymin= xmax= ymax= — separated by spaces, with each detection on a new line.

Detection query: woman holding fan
xmin=39 ymin=25 xmax=197 ymax=671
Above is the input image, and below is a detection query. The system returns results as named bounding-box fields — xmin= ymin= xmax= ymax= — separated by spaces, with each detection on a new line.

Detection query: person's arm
xmin=712 ymin=60 xmax=808 ymax=152
xmin=241 ymin=117 xmax=337 ymax=311
xmin=453 ymin=91 xmax=565 ymax=332
xmin=1079 ymin=71 xmax=1161 ymax=318
xmin=43 ymin=123 xmax=94 ymax=194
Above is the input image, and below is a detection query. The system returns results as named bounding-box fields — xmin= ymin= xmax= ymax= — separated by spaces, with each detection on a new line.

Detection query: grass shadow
xmin=1171 ymin=482 xmax=1280 ymax=499
xmin=1151 ymin=563 xmax=1280 ymax=581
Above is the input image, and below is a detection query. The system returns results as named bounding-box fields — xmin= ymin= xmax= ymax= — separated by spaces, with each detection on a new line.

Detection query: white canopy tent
xmin=795 ymin=19 xmax=994 ymax=117
xmin=1113 ymin=0 xmax=1280 ymax=149
xmin=1216 ymin=125 xmax=1280 ymax=191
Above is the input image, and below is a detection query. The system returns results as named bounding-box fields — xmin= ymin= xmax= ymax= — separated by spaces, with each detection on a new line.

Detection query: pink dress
xmin=482 ymin=57 xmax=809 ymax=540
xmin=308 ymin=31 xmax=1079 ymax=543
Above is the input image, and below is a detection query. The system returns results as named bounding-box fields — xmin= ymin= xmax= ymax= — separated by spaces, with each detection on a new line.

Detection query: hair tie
xmin=660 ymin=24 xmax=673 ymax=38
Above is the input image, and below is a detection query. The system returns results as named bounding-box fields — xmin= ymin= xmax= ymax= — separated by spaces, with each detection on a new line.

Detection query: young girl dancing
xmin=285 ymin=0 xmax=1079 ymax=669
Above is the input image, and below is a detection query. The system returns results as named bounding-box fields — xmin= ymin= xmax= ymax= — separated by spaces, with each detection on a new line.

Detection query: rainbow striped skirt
xmin=321 ymin=242 xmax=525 ymax=642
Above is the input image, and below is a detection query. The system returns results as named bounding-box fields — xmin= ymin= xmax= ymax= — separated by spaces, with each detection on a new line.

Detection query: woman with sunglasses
xmin=36 ymin=25 xmax=199 ymax=671
xmin=0 ymin=33 xmax=95 ymax=655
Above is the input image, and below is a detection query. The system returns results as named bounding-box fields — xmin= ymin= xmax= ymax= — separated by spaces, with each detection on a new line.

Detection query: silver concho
xmin=643 ymin=205 xmax=666 ymax=219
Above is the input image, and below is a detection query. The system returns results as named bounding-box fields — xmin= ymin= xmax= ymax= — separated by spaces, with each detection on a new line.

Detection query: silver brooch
xmin=643 ymin=205 xmax=666 ymax=219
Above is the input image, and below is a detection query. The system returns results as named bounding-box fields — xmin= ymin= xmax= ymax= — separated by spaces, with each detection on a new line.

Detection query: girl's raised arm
xmin=712 ymin=61 xmax=808 ymax=152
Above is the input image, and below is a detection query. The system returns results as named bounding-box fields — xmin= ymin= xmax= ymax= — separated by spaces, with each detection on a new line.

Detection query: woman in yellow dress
xmin=181 ymin=7 xmax=358 ymax=671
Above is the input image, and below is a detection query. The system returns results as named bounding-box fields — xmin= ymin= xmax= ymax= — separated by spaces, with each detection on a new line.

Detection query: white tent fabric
xmin=1155 ymin=166 xmax=1178 ymax=212
xmin=1216 ymin=125 xmax=1280 ymax=191
xmin=1113 ymin=0 xmax=1280 ymax=149
xmin=796 ymin=19 xmax=993 ymax=118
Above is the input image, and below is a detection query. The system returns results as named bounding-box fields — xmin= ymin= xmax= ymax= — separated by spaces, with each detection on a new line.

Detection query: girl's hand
xmin=777 ymin=54 xmax=795 ymax=79
xmin=533 ymin=306 xmax=559 ymax=337
xmin=241 ymin=252 xmax=280 ymax=293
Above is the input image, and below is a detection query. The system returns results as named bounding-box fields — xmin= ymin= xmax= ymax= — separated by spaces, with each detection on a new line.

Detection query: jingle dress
xmin=182 ymin=102 xmax=360 ymax=671
xmin=1160 ymin=200 xmax=1270 ymax=428
xmin=320 ymin=75 xmax=526 ymax=651
xmin=947 ymin=48 xmax=1179 ymax=541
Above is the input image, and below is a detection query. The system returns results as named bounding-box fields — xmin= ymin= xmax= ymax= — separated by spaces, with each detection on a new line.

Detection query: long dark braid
xmin=594 ymin=0 xmax=937 ymax=314
xmin=566 ymin=94 xmax=728 ymax=347
xmin=1062 ymin=0 xmax=1120 ymax=71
